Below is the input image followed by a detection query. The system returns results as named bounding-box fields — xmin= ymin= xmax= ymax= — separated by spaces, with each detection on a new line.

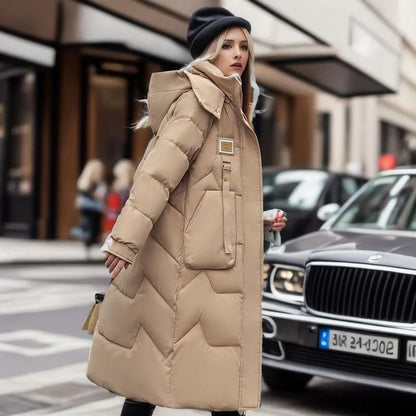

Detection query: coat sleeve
xmin=105 ymin=91 xmax=213 ymax=263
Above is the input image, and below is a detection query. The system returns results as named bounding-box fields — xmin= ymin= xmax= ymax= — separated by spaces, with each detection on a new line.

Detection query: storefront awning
xmin=60 ymin=1 xmax=191 ymax=64
xmin=0 ymin=31 xmax=55 ymax=67
xmin=0 ymin=0 xmax=402 ymax=97
xmin=224 ymin=0 xmax=402 ymax=97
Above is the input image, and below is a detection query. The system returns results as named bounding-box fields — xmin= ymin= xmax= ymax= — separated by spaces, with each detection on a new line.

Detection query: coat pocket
xmin=184 ymin=190 xmax=236 ymax=269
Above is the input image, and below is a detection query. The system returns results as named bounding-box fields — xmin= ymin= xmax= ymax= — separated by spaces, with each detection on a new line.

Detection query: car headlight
xmin=272 ymin=266 xmax=305 ymax=295
xmin=263 ymin=263 xmax=272 ymax=291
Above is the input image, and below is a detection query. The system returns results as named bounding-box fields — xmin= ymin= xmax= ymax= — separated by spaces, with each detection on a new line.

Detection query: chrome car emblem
xmin=368 ymin=254 xmax=383 ymax=263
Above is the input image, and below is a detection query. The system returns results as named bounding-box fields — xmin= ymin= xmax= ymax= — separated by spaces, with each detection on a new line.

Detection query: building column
xmin=328 ymin=98 xmax=347 ymax=172
xmin=362 ymin=97 xmax=379 ymax=177
xmin=290 ymin=95 xmax=315 ymax=167
xmin=347 ymin=98 xmax=364 ymax=175
xmin=348 ymin=97 xmax=379 ymax=177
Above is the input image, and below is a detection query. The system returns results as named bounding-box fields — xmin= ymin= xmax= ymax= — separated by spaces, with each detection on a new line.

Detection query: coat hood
xmin=147 ymin=61 xmax=252 ymax=134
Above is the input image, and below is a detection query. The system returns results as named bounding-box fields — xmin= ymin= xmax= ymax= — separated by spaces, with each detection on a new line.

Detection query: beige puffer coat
xmin=87 ymin=61 xmax=263 ymax=412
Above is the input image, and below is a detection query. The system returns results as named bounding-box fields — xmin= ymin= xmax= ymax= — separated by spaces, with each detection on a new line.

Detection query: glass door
xmin=2 ymin=72 xmax=37 ymax=237
xmin=83 ymin=59 xmax=138 ymax=181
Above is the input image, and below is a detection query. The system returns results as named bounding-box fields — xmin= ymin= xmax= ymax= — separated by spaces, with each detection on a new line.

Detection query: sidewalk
xmin=0 ymin=238 xmax=105 ymax=266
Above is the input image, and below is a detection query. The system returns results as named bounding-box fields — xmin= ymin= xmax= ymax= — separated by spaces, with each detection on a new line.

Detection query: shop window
xmin=381 ymin=121 xmax=416 ymax=165
xmin=86 ymin=67 xmax=129 ymax=175
xmin=7 ymin=73 xmax=35 ymax=196
xmin=0 ymin=71 xmax=37 ymax=237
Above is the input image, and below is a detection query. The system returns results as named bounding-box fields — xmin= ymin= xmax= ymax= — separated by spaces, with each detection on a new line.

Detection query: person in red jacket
xmin=103 ymin=159 xmax=135 ymax=237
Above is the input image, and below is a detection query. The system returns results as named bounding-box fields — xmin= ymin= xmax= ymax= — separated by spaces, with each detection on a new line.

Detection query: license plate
xmin=406 ymin=340 xmax=416 ymax=362
xmin=319 ymin=328 xmax=399 ymax=360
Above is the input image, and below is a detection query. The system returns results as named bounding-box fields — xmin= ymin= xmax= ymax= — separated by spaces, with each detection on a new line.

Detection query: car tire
xmin=262 ymin=366 xmax=313 ymax=390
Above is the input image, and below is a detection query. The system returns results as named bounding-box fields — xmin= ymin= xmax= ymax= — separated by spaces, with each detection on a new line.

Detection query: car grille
xmin=304 ymin=264 xmax=416 ymax=323
xmin=281 ymin=341 xmax=416 ymax=383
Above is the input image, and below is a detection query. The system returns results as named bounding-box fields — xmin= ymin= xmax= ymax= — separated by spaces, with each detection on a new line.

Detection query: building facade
xmin=0 ymin=0 xmax=409 ymax=239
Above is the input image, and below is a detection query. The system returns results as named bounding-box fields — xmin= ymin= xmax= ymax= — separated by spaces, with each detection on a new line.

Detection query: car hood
xmin=265 ymin=229 xmax=416 ymax=269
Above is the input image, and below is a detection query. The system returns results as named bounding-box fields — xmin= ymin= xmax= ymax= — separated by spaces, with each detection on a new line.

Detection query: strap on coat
xmin=222 ymin=158 xmax=232 ymax=254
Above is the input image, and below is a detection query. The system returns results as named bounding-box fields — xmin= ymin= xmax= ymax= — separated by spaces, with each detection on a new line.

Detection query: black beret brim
xmin=189 ymin=16 xmax=251 ymax=59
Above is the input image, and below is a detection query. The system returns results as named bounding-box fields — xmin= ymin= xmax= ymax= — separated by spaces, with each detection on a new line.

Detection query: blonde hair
xmin=77 ymin=159 xmax=105 ymax=192
xmin=112 ymin=159 xmax=135 ymax=191
xmin=135 ymin=26 xmax=258 ymax=129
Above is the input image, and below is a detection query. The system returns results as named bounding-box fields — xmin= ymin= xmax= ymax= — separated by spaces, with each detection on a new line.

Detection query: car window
xmin=265 ymin=170 xmax=330 ymax=211
xmin=332 ymin=174 xmax=416 ymax=231
xmin=263 ymin=172 xmax=275 ymax=187
xmin=339 ymin=177 xmax=362 ymax=205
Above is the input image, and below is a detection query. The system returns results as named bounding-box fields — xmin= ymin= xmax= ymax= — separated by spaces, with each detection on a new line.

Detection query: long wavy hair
xmin=77 ymin=159 xmax=105 ymax=192
xmin=136 ymin=26 xmax=259 ymax=129
xmin=112 ymin=159 xmax=135 ymax=191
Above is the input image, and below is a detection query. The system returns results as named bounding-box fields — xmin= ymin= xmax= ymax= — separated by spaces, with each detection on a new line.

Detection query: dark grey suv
xmin=262 ymin=167 xmax=416 ymax=393
xmin=263 ymin=168 xmax=367 ymax=242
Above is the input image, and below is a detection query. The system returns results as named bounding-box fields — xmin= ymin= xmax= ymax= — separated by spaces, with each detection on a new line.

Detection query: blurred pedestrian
xmin=87 ymin=6 xmax=286 ymax=416
xmin=103 ymin=159 xmax=135 ymax=238
xmin=70 ymin=159 xmax=107 ymax=251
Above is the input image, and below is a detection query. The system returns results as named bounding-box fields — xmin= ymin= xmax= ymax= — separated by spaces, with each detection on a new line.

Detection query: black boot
xmin=120 ymin=399 xmax=156 ymax=416
xmin=211 ymin=412 xmax=241 ymax=416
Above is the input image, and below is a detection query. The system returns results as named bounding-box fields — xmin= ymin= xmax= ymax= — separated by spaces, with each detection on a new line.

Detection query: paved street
xmin=1 ymin=263 xmax=416 ymax=415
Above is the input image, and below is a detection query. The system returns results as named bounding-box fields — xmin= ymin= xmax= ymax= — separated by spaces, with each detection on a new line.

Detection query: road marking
xmin=0 ymin=330 xmax=91 ymax=356
xmin=12 ymin=265 xmax=108 ymax=280
xmin=0 ymin=363 xmax=89 ymax=395
xmin=0 ymin=278 xmax=33 ymax=293
xmin=0 ymin=283 xmax=97 ymax=314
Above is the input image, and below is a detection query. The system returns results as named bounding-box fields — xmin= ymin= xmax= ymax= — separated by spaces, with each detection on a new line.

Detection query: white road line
xmin=0 ymin=278 xmax=34 ymax=291
xmin=9 ymin=397 xmax=123 ymax=416
xmin=0 ymin=283 xmax=97 ymax=314
xmin=12 ymin=265 xmax=108 ymax=280
xmin=0 ymin=330 xmax=91 ymax=356
xmin=0 ymin=363 xmax=89 ymax=395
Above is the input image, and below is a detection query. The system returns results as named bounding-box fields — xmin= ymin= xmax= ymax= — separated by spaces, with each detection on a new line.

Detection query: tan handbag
xmin=82 ymin=292 xmax=105 ymax=335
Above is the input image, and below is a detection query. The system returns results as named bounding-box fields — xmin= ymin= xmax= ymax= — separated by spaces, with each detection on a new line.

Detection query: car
xmin=262 ymin=166 xmax=416 ymax=393
xmin=262 ymin=168 xmax=367 ymax=242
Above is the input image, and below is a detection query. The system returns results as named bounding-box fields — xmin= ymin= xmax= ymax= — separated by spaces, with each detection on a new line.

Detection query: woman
xmin=87 ymin=6 xmax=287 ymax=415
xmin=103 ymin=159 xmax=135 ymax=238
xmin=71 ymin=159 xmax=106 ymax=248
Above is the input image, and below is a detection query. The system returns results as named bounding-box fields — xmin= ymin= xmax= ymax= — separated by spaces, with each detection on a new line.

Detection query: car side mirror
xmin=317 ymin=203 xmax=340 ymax=222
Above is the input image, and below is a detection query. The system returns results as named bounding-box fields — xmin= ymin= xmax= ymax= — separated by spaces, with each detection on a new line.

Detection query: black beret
xmin=187 ymin=7 xmax=251 ymax=59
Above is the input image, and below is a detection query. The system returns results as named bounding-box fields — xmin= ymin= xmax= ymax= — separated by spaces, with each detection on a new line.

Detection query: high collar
xmin=191 ymin=61 xmax=242 ymax=101
xmin=185 ymin=61 xmax=244 ymax=118
xmin=147 ymin=61 xmax=252 ymax=133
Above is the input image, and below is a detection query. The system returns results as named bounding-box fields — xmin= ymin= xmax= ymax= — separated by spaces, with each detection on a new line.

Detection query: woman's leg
xmin=120 ymin=399 xmax=156 ymax=416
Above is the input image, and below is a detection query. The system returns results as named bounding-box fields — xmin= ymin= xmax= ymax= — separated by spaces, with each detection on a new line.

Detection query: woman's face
xmin=213 ymin=27 xmax=249 ymax=77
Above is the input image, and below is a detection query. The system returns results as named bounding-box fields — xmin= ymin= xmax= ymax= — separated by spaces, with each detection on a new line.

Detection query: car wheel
xmin=262 ymin=366 xmax=313 ymax=390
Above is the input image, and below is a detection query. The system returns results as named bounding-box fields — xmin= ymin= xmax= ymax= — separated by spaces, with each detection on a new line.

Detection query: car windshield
xmin=331 ymin=173 xmax=416 ymax=231
xmin=263 ymin=170 xmax=330 ymax=211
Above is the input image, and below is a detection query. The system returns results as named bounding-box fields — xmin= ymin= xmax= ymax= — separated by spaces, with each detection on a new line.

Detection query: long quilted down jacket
xmin=87 ymin=60 xmax=263 ymax=412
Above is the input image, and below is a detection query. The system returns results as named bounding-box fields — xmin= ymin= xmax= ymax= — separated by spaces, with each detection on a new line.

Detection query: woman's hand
xmin=263 ymin=210 xmax=288 ymax=232
xmin=104 ymin=252 xmax=129 ymax=278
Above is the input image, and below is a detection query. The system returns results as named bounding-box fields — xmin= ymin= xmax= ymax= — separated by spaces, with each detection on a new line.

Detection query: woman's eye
xmin=222 ymin=44 xmax=231 ymax=49
xmin=241 ymin=45 xmax=248 ymax=51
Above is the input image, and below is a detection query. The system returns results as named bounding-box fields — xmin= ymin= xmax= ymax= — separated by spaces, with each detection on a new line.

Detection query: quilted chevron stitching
xmin=174 ymin=271 xmax=241 ymax=347
xmin=98 ymin=325 xmax=142 ymax=350
xmin=148 ymin=234 xmax=179 ymax=265
xmin=142 ymin=273 xmax=174 ymax=310
xmin=203 ymin=270 xmax=242 ymax=295
xmin=166 ymin=201 xmax=184 ymax=218
xmin=189 ymin=170 xmax=219 ymax=191
xmin=125 ymin=200 xmax=155 ymax=225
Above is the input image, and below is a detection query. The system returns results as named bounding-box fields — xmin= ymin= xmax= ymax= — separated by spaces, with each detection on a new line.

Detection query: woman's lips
xmin=231 ymin=63 xmax=242 ymax=69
